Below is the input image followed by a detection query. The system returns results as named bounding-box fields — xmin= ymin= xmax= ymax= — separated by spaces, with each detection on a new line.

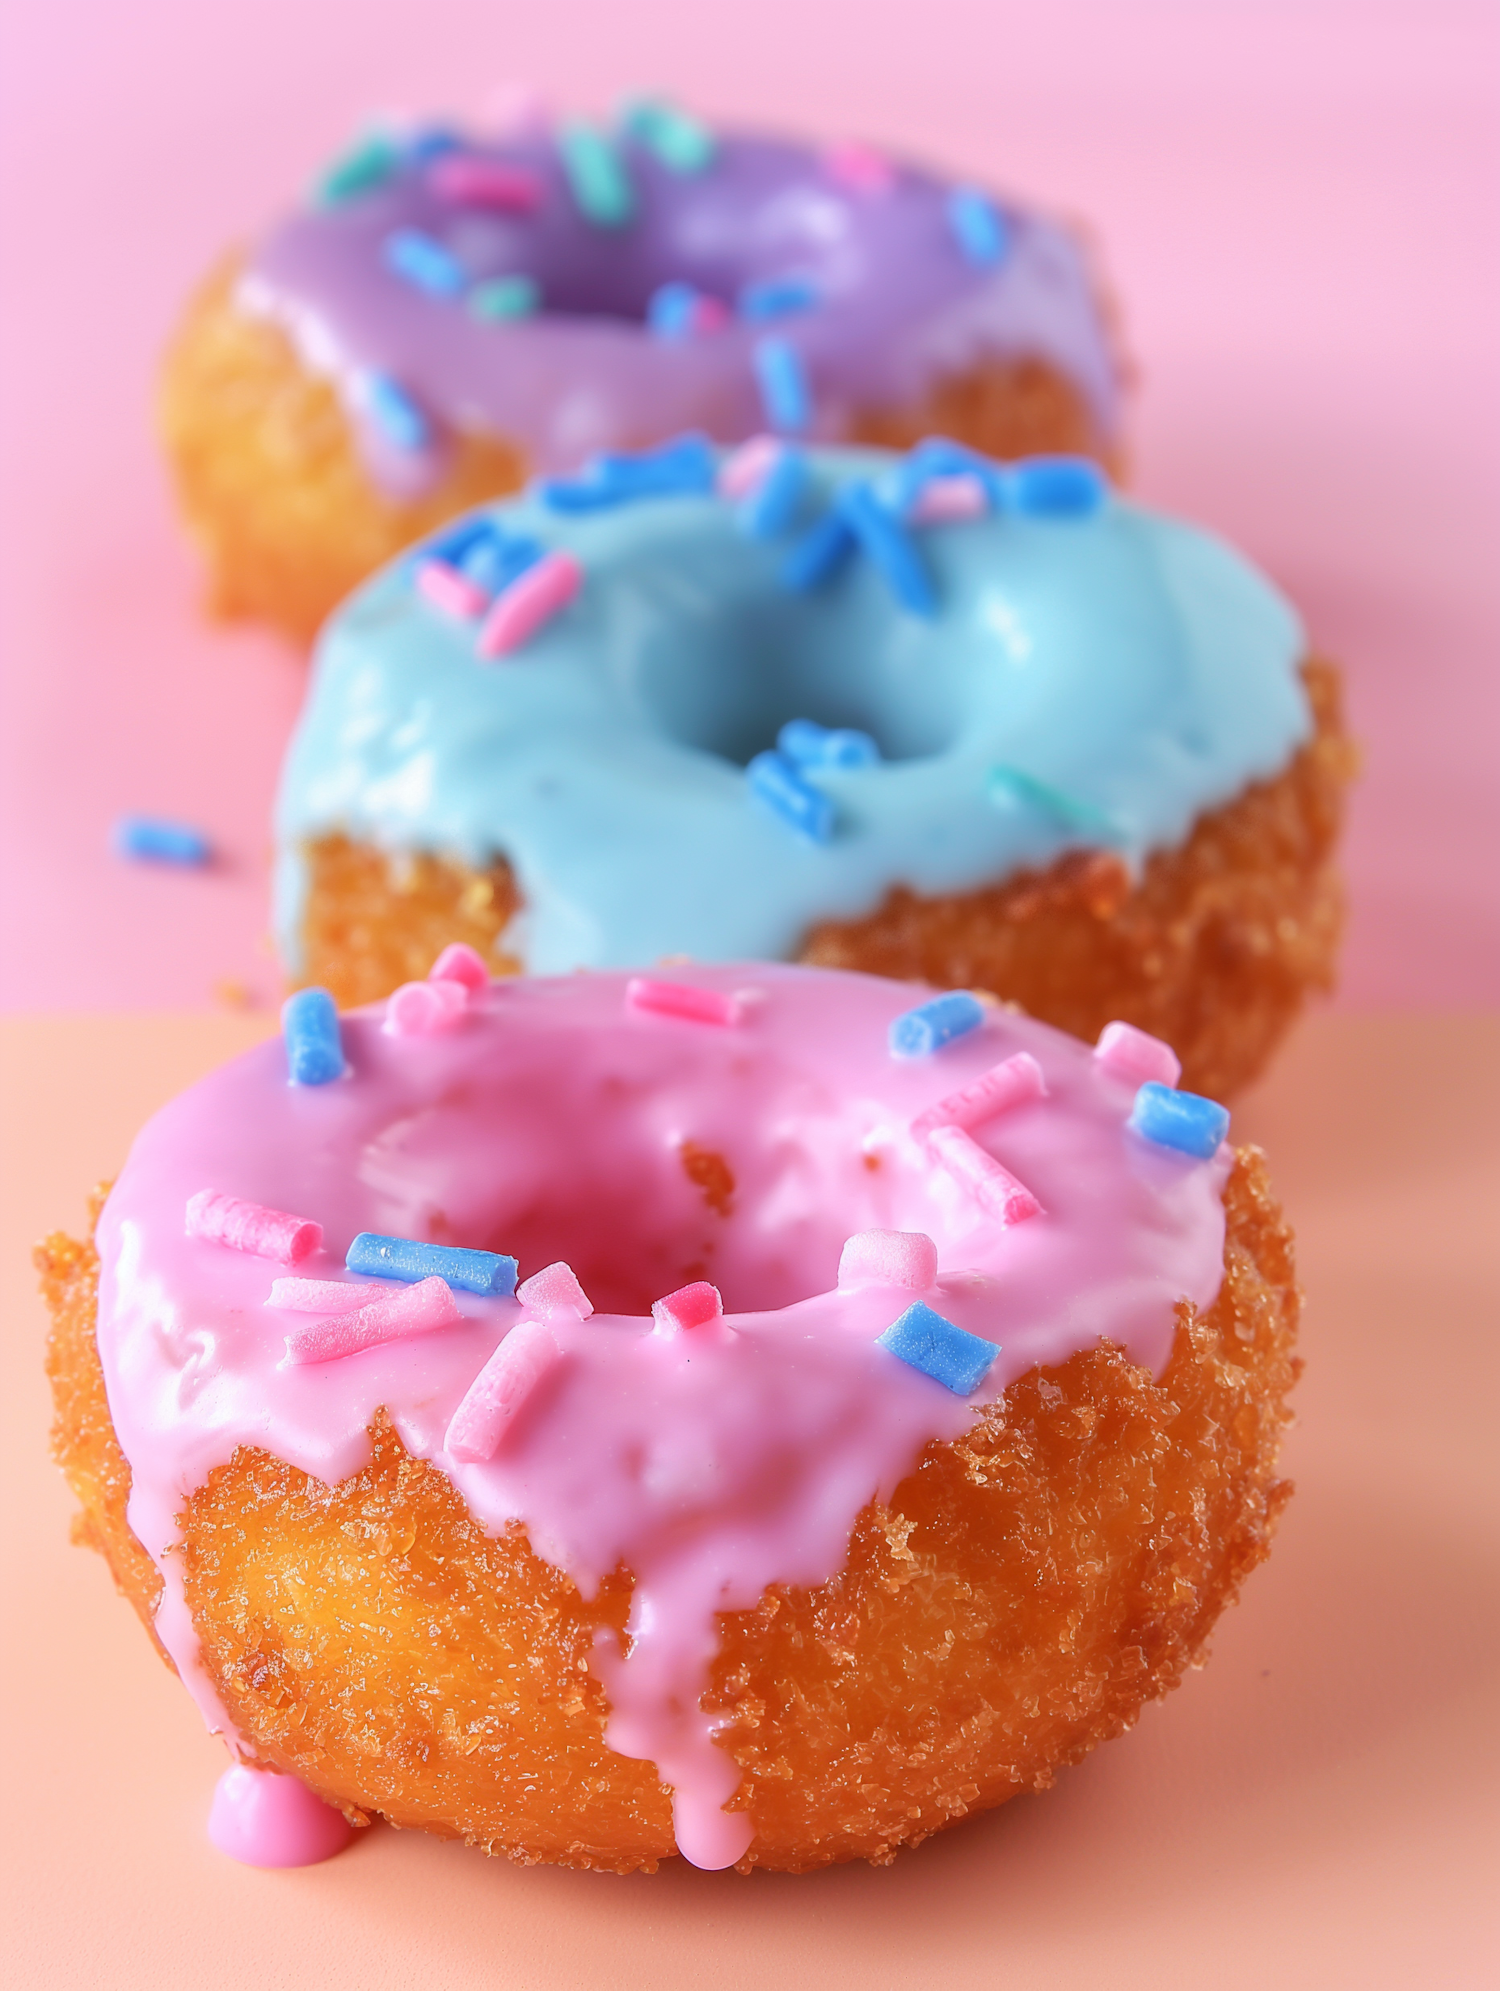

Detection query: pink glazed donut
xmin=43 ymin=959 xmax=1300 ymax=1873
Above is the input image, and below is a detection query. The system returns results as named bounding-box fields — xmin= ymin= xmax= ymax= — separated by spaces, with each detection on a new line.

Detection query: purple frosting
xmin=239 ymin=120 xmax=1122 ymax=494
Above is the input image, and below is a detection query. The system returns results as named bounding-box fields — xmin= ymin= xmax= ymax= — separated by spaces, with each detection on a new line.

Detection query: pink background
xmin=2 ymin=0 xmax=1497 ymax=1012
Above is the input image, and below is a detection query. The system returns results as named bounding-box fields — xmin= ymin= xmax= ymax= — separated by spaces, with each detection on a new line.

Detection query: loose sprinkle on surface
xmin=888 ymin=990 xmax=985 ymax=1058
xmin=476 ymin=549 xmax=583 ymax=658
xmin=877 ymin=1300 xmax=998 ymax=1395
xmin=837 ymin=1230 xmax=938 ymax=1291
xmin=626 ymin=977 xmax=740 ymax=1026
xmin=652 ymin=1281 xmax=724 ymax=1336
xmin=282 ymin=987 xmax=345 ymax=1086
xmin=947 ymin=187 xmax=1010 ymax=268
xmin=928 ymin=1123 xmax=1043 ymax=1225
xmin=910 ymin=1051 xmax=1046 ymax=1143
xmin=113 ymin=816 xmax=212 ymax=866
xmin=753 ymin=336 xmax=811 ymax=433
xmin=1095 ymin=1021 xmax=1181 ymax=1089
xmin=747 ymin=750 xmax=836 ymax=843
xmin=558 ymin=120 xmax=635 ymax=227
xmin=285 ymin=1276 xmax=460 ymax=1365
xmin=446 ymin=1320 xmax=562 ymax=1462
xmin=777 ymin=717 xmax=879 ymax=769
xmin=346 ymin=1232 xmax=518 ymax=1295
xmin=186 ymin=1190 xmax=323 ymax=1265
xmin=1129 ymin=1082 xmax=1229 ymax=1159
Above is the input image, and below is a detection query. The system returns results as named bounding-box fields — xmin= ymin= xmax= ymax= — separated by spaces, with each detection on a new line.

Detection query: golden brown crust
xmin=43 ymin=1150 xmax=1298 ymax=1872
xmin=160 ymin=263 xmax=1117 ymax=647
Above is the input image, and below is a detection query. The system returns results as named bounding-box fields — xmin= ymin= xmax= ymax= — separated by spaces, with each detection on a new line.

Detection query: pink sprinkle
xmin=691 ymin=294 xmax=731 ymax=334
xmin=384 ymin=976 xmax=468 ymax=1037
xmin=823 ymin=140 xmax=895 ymax=194
xmin=910 ymin=475 xmax=989 ymax=523
xmin=429 ymin=941 xmax=489 ymax=992
xmin=837 ymin=1230 xmax=938 ymax=1292
xmin=516 ymin=1260 xmax=594 ymax=1319
xmin=910 ymin=1052 xmax=1046 ymax=1144
xmin=652 ymin=1281 xmax=724 ymax=1336
xmin=476 ymin=549 xmax=583 ymax=659
xmin=446 ymin=1320 xmax=561 ymax=1462
xmin=426 ymin=155 xmax=542 ymax=211
xmin=416 ymin=558 xmax=488 ymax=621
xmin=928 ymin=1125 xmax=1044 ymax=1226
xmin=185 ymin=1190 xmax=322 ymax=1265
xmin=717 ymin=434 xmax=782 ymax=500
xmin=1095 ymin=1021 xmax=1182 ymax=1089
xmin=625 ymin=977 xmax=740 ymax=1027
xmin=284 ymin=1275 xmax=460 ymax=1364
xmin=266 ymin=1277 xmax=386 ymax=1314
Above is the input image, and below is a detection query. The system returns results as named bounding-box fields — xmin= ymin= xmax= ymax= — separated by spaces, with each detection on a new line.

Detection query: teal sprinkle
xmin=315 ymin=133 xmax=399 ymax=206
xmin=986 ymin=766 xmax=1123 ymax=843
xmin=558 ymin=121 xmax=635 ymax=227
xmin=622 ymin=96 xmax=717 ymax=174
xmin=470 ymin=275 xmax=541 ymax=322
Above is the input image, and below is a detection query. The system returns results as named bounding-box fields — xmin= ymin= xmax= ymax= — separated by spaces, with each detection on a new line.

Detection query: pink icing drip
xmin=208 ymin=1763 xmax=354 ymax=1869
xmin=93 ymin=965 xmax=1228 ymax=1869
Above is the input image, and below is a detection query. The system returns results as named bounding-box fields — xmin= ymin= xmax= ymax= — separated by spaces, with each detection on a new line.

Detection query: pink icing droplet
xmin=185 ymin=1190 xmax=322 ymax=1266
xmin=837 ymin=1230 xmax=938 ymax=1292
xmin=446 ymin=1319 xmax=561 ymax=1462
xmin=516 ymin=1260 xmax=594 ymax=1319
xmin=476 ymin=549 xmax=583 ymax=658
xmin=626 ymin=977 xmax=740 ymax=1026
xmin=910 ymin=1051 xmax=1047 ymax=1144
xmin=652 ymin=1281 xmax=724 ymax=1336
xmin=1095 ymin=1020 xmax=1182 ymax=1089
xmin=928 ymin=1125 xmax=1043 ymax=1225
xmin=384 ymin=976 xmax=468 ymax=1037
xmin=429 ymin=941 xmax=489 ymax=992
xmin=207 ymin=1763 xmax=353 ymax=1869
xmin=283 ymin=1275 xmax=460 ymax=1364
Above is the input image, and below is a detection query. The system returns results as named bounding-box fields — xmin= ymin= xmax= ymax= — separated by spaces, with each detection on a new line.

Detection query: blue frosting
xmin=274 ymin=447 xmax=1310 ymax=976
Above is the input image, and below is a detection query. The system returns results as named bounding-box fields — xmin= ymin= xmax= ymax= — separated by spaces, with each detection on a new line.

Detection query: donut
xmin=42 ymin=962 xmax=1300 ymax=1873
xmin=160 ymin=101 xmax=1124 ymax=642
xmin=274 ymin=439 xmax=1353 ymax=1100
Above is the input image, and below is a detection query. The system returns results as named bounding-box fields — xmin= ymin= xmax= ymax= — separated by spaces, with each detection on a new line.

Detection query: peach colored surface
xmin=2 ymin=0 xmax=1498 ymax=1012
xmin=3 ymin=1009 xmax=1497 ymax=1988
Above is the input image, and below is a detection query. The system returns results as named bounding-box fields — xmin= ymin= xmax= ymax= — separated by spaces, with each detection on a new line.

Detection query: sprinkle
xmin=911 ymin=475 xmax=989 ymax=523
xmin=626 ymin=977 xmax=740 ymax=1026
xmin=285 ymin=1276 xmax=460 ymax=1365
xmin=185 ymin=1190 xmax=323 ymax=1265
xmin=717 ymin=434 xmax=782 ymax=499
xmin=910 ymin=1051 xmax=1046 ymax=1143
xmin=622 ymin=97 xmax=717 ymax=174
xmin=891 ymin=436 xmax=1005 ymax=516
xmin=408 ymin=125 xmax=463 ymax=162
xmin=648 ymin=280 xmax=701 ymax=340
xmin=356 ymin=371 xmax=432 ymax=452
xmin=416 ymin=558 xmax=488 ymax=620
xmin=753 ymin=337 xmax=811 ymax=434
xmin=266 ymin=1278 xmax=384 ymax=1313
xmin=112 ymin=815 xmax=212 ymax=866
xmin=455 ymin=528 xmax=542 ymax=595
xmin=738 ymin=444 xmax=808 ymax=539
xmin=446 ymin=1320 xmax=562 ymax=1461
xmin=539 ymin=434 xmax=718 ymax=511
xmin=738 ymin=276 xmax=819 ymax=323
xmin=877 ymin=1300 xmax=998 ymax=1395
xmin=476 ymin=550 xmax=583 ymax=658
xmin=558 ymin=121 xmax=635 ymax=227
xmin=947 ymin=187 xmax=1010 ymax=268
xmin=986 ymin=765 xmax=1121 ymax=842
xmin=430 ymin=942 xmax=489 ymax=992
xmin=315 ymin=133 xmax=398 ymax=205
xmin=282 ymin=987 xmax=345 ymax=1086
xmin=516 ymin=1261 xmax=594 ymax=1319
xmin=469 ymin=274 xmax=541 ymax=321
xmin=652 ymin=1281 xmax=724 ymax=1336
xmin=747 ymin=750 xmax=835 ymax=843
xmin=837 ymin=1230 xmax=937 ymax=1291
xmin=839 ymin=482 xmax=936 ymax=616
xmin=1095 ymin=1021 xmax=1181 ymax=1090
xmin=384 ymin=976 xmax=468 ymax=1036
xmin=383 ymin=227 xmax=467 ymax=297
xmin=781 ymin=509 xmax=856 ymax=592
xmin=888 ymin=990 xmax=985 ymax=1058
xmin=777 ymin=718 xmax=880 ymax=769
xmin=346 ymin=1232 xmax=518 ymax=1296
xmin=823 ymin=140 xmax=894 ymax=194
xmin=1128 ymin=1082 xmax=1229 ymax=1160
xmin=1005 ymin=456 xmax=1108 ymax=519
xmin=427 ymin=155 xmax=542 ymax=210
xmin=928 ymin=1123 xmax=1043 ymax=1224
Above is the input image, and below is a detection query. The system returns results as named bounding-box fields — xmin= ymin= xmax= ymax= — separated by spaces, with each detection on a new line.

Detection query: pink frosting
xmin=207 ymin=1763 xmax=354 ymax=1869
xmin=93 ymin=965 xmax=1229 ymax=1870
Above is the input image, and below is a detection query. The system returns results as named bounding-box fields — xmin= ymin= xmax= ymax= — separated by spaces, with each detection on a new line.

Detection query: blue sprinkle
xmin=1005 ymin=456 xmax=1109 ymax=519
xmin=112 ymin=815 xmax=212 ymax=866
xmin=282 ymin=987 xmax=346 ymax=1087
xmin=753 ymin=336 xmax=812 ymax=433
xmin=346 ymin=1232 xmax=518 ymax=1296
xmin=839 ymin=482 xmax=937 ymax=617
xmin=461 ymin=531 xmax=543 ymax=595
xmin=558 ymin=121 xmax=635 ymax=227
xmin=540 ymin=433 xmax=718 ymax=511
xmin=986 ymin=766 xmax=1122 ymax=843
xmin=891 ymin=435 xmax=1006 ymax=515
xmin=647 ymin=280 xmax=700 ymax=340
xmin=747 ymin=750 xmax=835 ymax=843
xmin=778 ymin=718 xmax=880 ymax=769
xmin=738 ymin=276 xmax=820 ymax=323
xmin=383 ymin=227 xmax=467 ymax=298
xmin=738 ymin=445 xmax=809 ymax=539
xmin=947 ymin=187 xmax=1010 ymax=268
xmin=889 ymin=991 xmax=986 ymax=1058
xmin=780 ymin=508 xmax=855 ymax=591
xmin=408 ymin=126 xmax=464 ymax=162
xmin=1128 ymin=1082 xmax=1230 ymax=1160
xmin=358 ymin=372 xmax=432 ymax=452
xmin=878 ymin=1300 xmax=999 ymax=1396
xmin=622 ymin=98 xmax=717 ymax=174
